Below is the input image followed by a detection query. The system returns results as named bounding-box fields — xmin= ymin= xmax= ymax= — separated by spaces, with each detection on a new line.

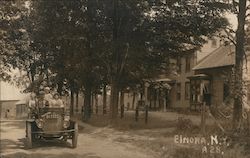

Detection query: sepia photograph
xmin=0 ymin=0 xmax=250 ymax=158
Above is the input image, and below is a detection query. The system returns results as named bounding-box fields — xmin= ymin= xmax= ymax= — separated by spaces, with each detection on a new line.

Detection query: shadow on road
xmin=1 ymin=136 xmax=101 ymax=158
xmin=2 ymin=152 xmax=101 ymax=158
xmin=30 ymin=139 xmax=72 ymax=149
xmin=0 ymin=138 xmax=25 ymax=151
xmin=0 ymin=137 xmax=72 ymax=152
xmin=3 ymin=121 xmax=26 ymax=129
xmin=0 ymin=121 xmax=26 ymax=133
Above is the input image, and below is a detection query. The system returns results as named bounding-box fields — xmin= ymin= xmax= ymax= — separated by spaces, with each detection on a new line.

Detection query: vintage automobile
xmin=25 ymin=107 xmax=78 ymax=148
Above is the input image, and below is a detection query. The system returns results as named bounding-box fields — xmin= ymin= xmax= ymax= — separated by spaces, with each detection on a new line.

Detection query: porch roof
xmin=193 ymin=45 xmax=235 ymax=70
xmin=187 ymin=74 xmax=211 ymax=80
xmin=144 ymin=78 xmax=172 ymax=89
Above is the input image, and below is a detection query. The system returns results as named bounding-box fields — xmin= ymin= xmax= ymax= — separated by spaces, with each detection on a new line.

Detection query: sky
xmin=226 ymin=13 xmax=237 ymax=30
xmin=0 ymin=69 xmax=28 ymax=101
xmin=0 ymin=82 xmax=27 ymax=100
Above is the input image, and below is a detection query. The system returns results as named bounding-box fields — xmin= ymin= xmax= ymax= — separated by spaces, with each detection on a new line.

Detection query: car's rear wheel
xmin=72 ymin=122 xmax=78 ymax=148
xmin=26 ymin=122 xmax=33 ymax=149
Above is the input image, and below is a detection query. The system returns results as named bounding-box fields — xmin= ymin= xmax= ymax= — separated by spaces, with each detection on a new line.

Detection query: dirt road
xmin=0 ymin=120 xmax=157 ymax=158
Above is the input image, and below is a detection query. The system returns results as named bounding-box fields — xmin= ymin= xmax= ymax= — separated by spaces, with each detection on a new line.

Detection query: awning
xmin=187 ymin=74 xmax=211 ymax=80
xmin=15 ymin=99 xmax=27 ymax=105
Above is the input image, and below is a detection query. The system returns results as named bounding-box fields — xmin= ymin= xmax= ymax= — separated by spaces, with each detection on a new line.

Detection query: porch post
xmin=201 ymin=102 xmax=206 ymax=135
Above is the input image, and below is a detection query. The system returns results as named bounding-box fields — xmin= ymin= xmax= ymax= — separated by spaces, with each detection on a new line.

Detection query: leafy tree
xmin=28 ymin=0 xmax=112 ymax=119
xmin=1 ymin=0 xmax=231 ymax=121
xmin=0 ymin=0 xmax=30 ymax=82
xmin=214 ymin=0 xmax=250 ymax=130
xmin=231 ymin=0 xmax=248 ymax=130
xmin=108 ymin=0 xmax=230 ymax=119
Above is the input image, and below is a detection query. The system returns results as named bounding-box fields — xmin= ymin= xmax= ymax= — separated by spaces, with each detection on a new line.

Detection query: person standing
xmin=28 ymin=92 xmax=37 ymax=118
xmin=44 ymin=87 xmax=53 ymax=106
xmin=5 ymin=109 xmax=9 ymax=118
xmin=51 ymin=93 xmax=64 ymax=108
xmin=37 ymin=91 xmax=49 ymax=108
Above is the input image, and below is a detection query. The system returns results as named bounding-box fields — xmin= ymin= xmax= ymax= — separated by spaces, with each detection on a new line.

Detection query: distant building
xmin=121 ymin=37 xmax=224 ymax=111
xmin=191 ymin=45 xmax=250 ymax=109
xmin=167 ymin=52 xmax=197 ymax=109
xmin=159 ymin=37 xmax=223 ymax=110
xmin=120 ymin=22 xmax=250 ymax=111
xmin=0 ymin=81 xmax=27 ymax=118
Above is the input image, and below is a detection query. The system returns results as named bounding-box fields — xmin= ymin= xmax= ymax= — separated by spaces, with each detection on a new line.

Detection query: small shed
xmin=0 ymin=100 xmax=19 ymax=118
xmin=15 ymin=99 xmax=28 ymax=118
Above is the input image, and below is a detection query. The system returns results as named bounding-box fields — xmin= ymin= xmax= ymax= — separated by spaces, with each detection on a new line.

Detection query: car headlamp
xmin=63 ymin=121 xmax=70 ymax=128
xmin=63 ymin=115 xmax=70 ymax=128
xmin=64 ymin=115 xmax=70 ymax=121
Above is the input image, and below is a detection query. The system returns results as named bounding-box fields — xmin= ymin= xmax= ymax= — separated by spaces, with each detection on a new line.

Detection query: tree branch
xmin=118 ymin=43 xmax=129 ymax=77
xmin=246 ymin=13 xmax=250 ymax=18
xmin=243 ymin=51 xmax=248 ymax=71
xmin=232 ymin=0 xmax=239 ymax=14
xmin=246 ymin=3 xmax=250 ymax=11
xmin=219 ymin=28 xmax=236 ymax=45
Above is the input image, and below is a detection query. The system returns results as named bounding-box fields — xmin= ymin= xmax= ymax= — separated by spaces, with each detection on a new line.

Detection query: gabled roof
xmin=193 ymin=45 xmax=235 ymax=70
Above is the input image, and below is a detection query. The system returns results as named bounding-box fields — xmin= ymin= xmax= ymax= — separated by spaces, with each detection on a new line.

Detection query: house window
xmin=177 ymin=57 xmax=181 ymax=73
xmin=176 ymin=83 xmax=181 ymax=101
xmin=185 ymin=82 xmax=190 ymax=100
xmin=185 ymin=56 xmax=191 ymax=72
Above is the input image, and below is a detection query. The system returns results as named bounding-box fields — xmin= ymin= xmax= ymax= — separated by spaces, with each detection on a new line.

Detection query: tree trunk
xmin=233 ymin=0 xmax=247 ymax=130
xmin=110 ymin=0 xmax=120 ymax=120
xmin=132 ymin=92 xmax=136 ymax=110
xmin=149 ymin=88 xmax=152 ymax=109
xmin=201 ymin=102 xmax=206 ymax=135
xmin=83 ymin=87 xmax=92 ymax=121
xmin=165 ymin=90 xmax=168 ymax=110
xmin=154 ymin=89 xmax=157 ymax=110
xmin=103 ymin=85 xmax=107 ymax=114
xmin=57 ymin=79 xmax=63 ymax=95
xmin=158 ymin=90 xmax=161 ymax=110
xmin=150 ymin=98 xmax=152 ymax=110
xmin=95 ymin=93 xmax=98 ymax=114
xmin=120 ymin=91 xmax=124 ymax=108
xmin=110 ymin=81 xmax=119 ymax=119
xmin=120 ymin=90 xmax=125 ymax=118
xmin=91 ymin=93 xmax=94 ymax=114
xmin=70 ymin=90 xmax=74 ymax=116
xmin=76 ymin=91 xmax=79 ymax=113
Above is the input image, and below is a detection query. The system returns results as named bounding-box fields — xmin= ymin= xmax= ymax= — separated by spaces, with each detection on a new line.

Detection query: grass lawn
xmin=76 ymin=110 xmax=250 ymax=158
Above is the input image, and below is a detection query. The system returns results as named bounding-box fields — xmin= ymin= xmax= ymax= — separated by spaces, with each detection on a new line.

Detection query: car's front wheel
xmin=26 ymin=122 xmax=33 ymax=149
xmin=72 ymin=122 xmax=78 ymax=148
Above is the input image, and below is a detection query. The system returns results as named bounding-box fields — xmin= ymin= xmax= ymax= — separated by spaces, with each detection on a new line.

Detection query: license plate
xmin=45 ymin=113 xmax=59 ymax=119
